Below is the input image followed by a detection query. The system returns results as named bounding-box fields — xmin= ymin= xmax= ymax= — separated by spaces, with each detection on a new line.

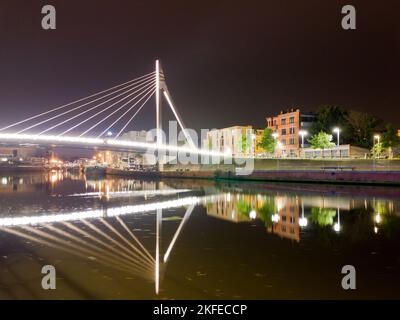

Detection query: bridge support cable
xmin=114 ymin=88 xmax=156 ymax=138
xmin=0 ymin=71 xmax=155 ymax=132
xmin=97 ymin=86 xmax=156 ymax=138
xmin=162 ymin=89 xmax=197 ymax=150
xmin=79 ymin=84 xmax=154 ymax=137
xmin=19 ymin=75 xmax=156 ymax=135
xmin=59 ymin=82 xmax=154 ymax=136
xmin=42 ymin=79 xmax=156 ymax=136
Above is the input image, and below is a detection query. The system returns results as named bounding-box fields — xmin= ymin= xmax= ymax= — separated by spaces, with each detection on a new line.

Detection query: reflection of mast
xmin=155 ymin=208 xmax=161 ymax=295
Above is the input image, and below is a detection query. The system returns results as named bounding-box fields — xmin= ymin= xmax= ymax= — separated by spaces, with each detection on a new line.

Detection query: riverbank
xmin=103 ymin=167 xmax=400 ymax=186
xmin=0 ymin=165 xmax=45 ymax=173
xmin=162 ymin=169 xmax=400 ymax=186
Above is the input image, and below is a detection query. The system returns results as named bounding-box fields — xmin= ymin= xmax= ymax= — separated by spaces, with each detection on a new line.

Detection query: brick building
xmin=266 ymin=108 xmax=316 ymax=157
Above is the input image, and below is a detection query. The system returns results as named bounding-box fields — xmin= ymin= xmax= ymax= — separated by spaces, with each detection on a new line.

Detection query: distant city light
xmin=333 ymin=127 xmax=340 ymax=147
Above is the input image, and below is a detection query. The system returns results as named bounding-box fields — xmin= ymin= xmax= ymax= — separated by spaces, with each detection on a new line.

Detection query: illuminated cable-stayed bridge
xmin=0 ymin=60 xmax=227 ymax=161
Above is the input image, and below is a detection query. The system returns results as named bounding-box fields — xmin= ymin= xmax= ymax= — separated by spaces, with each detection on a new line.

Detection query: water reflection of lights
xmin=375 ymin=213 xmax=381 ymax=224
xmin=299 ymin=217 xmax=308 ymax=227
xmin=70 ymin=189 xmax=192 ymax=198
xmin=0 ymin=196 xmax=205 ymax=227
xmin=333 ymin=208 xmax=341 ymax=232
xmin=272 ymin=213 xmax=280 ymax=223
xmin=374 ymin=226 xmax=378 ymax=234
xmin=299 ymin=202 xmax=307 ymax=228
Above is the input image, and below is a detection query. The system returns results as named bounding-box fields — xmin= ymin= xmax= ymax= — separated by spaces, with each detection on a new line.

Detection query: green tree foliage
xmin=308 ymin=131 xmax=335 ymax=149
xmin=370 ymin=142 xmax=383 ymax=158
xmin=347 ymin=110 xmax=379 ymax=149
xmin=237 ymin=200 xmax=252 ymax=217
xmin=240 ymin=134 xmax=251 ymax=153
xmin=310 ymin=208 xmax=337 ymax=227
xmin=258 ymin=198 xmax=276 ymax=227
xmin=382 ymin=123 xmax=400 ymax=159
xmin=311 ymin=105 xmax=352 ymax=143
xmin=257 ymin=128 xmax=277 ymax=153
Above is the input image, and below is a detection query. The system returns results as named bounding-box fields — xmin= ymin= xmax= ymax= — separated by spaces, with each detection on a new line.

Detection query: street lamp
xmin=374 ymin=134 xmax=380 ymax=159
xmin=298 ymin=130 xmax=308 ymax=148
xmin=271 ymin=132 xmax=279 ymax=158
xmin=333 ymin=127 xmax=340 ymax=147
xmin=251 ymin=133 xmax=256 ymax=158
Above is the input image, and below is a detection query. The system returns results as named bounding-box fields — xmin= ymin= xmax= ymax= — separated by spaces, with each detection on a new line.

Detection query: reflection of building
xmin=267 ymin=196 xmax=300 ymax=242
xmin=206 ymin=192 xmax=301 ymax=242
xmin=266 ymin=108 xmax=316 ymax=157
xmin=206 ymin=193 xmax=252 ymax=223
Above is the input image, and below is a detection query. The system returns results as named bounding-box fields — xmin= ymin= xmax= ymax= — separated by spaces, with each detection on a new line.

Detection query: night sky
xmin=0 ymin=0 xmax=399 ymax=133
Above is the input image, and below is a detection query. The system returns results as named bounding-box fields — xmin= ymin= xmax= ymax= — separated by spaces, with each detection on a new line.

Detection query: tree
xmin=370 ymin=142 xmax=383 ymax=159
xmin=311 ymin=105 xmax=353 ymax=144
xmin=240 ymin=134 xmax=251 ymax=153
xmin=382 ymin=124 xmax=400 ymax=159
xmin=347 ymin=110 xmax=379 ymax=149
xmin=257 ymin=128 xmax=277 ymax=153
xmin=309 ymin=131 xmax=335 ymax=149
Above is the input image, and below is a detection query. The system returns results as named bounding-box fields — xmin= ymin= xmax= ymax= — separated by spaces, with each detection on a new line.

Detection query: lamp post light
xmin=333 ymin=127 xmax=340 ymax=147
xmin=251 ymin=133 xmax=256 ymax=158
xmin=298 ymin=130 xmax=308 ymax=148
xmin=272 ymin=132 xmax=279 ymax=158
xmin=374 ymin=134 xmax=380 ymax=159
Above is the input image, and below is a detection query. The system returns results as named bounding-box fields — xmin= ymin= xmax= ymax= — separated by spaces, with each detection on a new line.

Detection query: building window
xmin=281 ymin=129 xmax=287 ymax=135
xmin=289 ymin=138 xmax=295 ymax=145
xmin=281 ymin=139 xmax=286 ymax=145
xmin=289 ymin=116 xmax=295 ymax=124
xmin=289 ymin=127 xmax=295 ymax=134
xmin=281 ymin=118 xmax=286 ymax=125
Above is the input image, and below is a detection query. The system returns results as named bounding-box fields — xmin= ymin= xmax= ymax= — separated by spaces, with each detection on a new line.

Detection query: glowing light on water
xmin=0 ymin=196 xmax=202 ymax=227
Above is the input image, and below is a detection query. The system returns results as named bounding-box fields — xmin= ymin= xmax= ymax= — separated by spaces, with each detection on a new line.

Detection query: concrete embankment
xmin=0 ymin=165 xmax=45 ymax=173
xmin=158 ymin=169 xmax=400 ymax=185
xmin=159 ymin=159 xmax=400 ymax=185
xmin=102 ymin=159 xmax=400 ymax=185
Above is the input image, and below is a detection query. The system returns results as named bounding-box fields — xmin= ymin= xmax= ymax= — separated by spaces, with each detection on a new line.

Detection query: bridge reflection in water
xmin=0 ymin=178 xmax=220 ymax=295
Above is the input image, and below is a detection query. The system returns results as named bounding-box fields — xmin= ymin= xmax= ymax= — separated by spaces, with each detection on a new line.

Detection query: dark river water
xmin=0 ymin=171 xmax=399 ymax=299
